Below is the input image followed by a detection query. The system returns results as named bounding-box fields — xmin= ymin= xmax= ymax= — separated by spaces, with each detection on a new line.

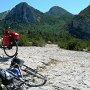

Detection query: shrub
xmin=19 ymin=34 xmax=30 ymax=46
xmin=66 ymin=40 xmax=83 ymax=51
xmin=58 ymin=39 xmax=89 ymax=51
xmin=32 ymin=38 xmax=46 ymax=47
xmin=58 ymin=41 xmax=67 ymax=49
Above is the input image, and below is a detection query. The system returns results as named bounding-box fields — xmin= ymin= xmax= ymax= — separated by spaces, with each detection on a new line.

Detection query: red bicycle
xmin=0 ymin=27 xmax=20 ymax=57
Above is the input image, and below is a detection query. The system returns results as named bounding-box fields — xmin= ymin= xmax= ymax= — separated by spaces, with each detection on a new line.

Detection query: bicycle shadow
xmin=0 ymin=56 xmax=11 ymax=62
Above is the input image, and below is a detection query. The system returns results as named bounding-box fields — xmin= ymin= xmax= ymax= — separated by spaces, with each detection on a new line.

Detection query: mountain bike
xmin=0 ymin=28 xmax=20 ymax=57
xmin=0 ymin=57 xmax=47 ymax=90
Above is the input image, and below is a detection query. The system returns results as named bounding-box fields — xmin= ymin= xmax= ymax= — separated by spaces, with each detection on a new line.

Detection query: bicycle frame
xmin=0 ymin=58 xmax=47 ymax=90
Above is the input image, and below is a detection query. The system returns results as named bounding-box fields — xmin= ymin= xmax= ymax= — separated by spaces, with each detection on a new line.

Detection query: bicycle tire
xmin=4 ymin=40 xmax=18 ymax=58
xmin=22 ymin=65 xmax=47 ymax=87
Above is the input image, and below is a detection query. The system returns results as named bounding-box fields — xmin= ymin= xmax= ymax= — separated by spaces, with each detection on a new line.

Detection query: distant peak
xmin=49 ymin=6 xmax=65 ymax=11
xmin=48 ymin=6 xmax=71 ymax=15
xmin=18 ymin=2 xmax=28 ymax=5
xmin=15 ymin=2 xmax=29 ymax=8
xmin=4 ymin=2 xmax=43 ymax=24
xmin=51 ymin=6 xmax=63 ymax=9
xmin=47 ymin=5 xmax=73 ymax=16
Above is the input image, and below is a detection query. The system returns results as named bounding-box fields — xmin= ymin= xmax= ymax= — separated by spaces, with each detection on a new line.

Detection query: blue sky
xmin=0 ymin=0 xmax=90 ymax=14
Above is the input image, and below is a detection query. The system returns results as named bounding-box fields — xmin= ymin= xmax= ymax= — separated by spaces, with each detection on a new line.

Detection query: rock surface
xmin=0 ymin=44 xmax=90 ymax=90
xmin=70 ymin=5 xmax=90 ymax=40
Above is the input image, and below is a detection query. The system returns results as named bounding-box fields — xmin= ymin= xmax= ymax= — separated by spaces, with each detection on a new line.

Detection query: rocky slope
xmin=0 ymin=10 xmax=10 ymax=20
xmin=70 ymin=5 xmax=90 ymax=40
xmin=0 ymin=44 xmax=90 ymax=90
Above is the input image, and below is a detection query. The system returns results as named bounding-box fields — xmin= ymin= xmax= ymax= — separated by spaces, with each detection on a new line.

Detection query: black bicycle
xmin=0 ymin=57 xmax=47 ymax=90
xmin=0 ymin=28 xmax=20 ymax=57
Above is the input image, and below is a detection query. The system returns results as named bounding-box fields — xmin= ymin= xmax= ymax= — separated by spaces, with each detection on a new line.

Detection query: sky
xmin=0 ymin=0 xmax=90 ymax=14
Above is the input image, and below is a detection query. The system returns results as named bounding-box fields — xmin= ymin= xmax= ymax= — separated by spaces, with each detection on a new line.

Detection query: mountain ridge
xmin=46 ymin=6 xmax=74 ymax=21
xmin=46 ymin=6 xmax=73 ymax=17
xmin=4 ymin=2 xmax=44 ymax=24
xmin=0 ymin=2 xmax=74 ymax=24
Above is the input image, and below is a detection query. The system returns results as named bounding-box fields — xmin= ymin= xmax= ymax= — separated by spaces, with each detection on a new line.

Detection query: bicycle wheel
xmin=22 ymin=65 xmax=47 ymax=87
xmin=4 ymin=40 xmax=18 ymax=58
